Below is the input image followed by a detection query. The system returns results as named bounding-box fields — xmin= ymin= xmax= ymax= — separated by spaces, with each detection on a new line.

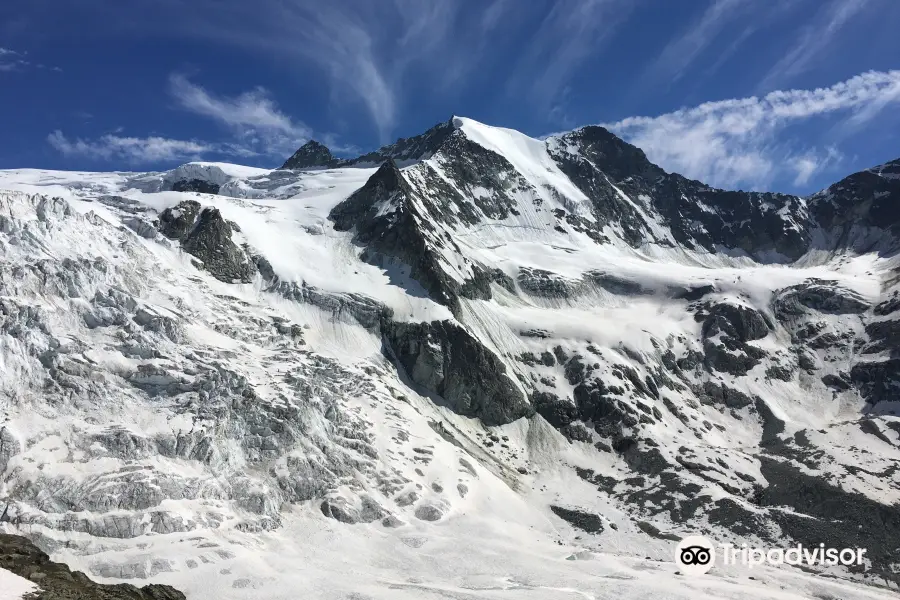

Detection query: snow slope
xmin=0 ymin=569 xmax=38 ymax=600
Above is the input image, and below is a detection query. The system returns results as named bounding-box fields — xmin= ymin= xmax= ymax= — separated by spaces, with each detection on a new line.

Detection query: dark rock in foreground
xmin=0 ymin=533 xmax=186 ymax=599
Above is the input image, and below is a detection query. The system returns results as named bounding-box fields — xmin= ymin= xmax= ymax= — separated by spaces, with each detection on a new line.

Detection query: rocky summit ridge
xmin=0 ymin=116 xmax=899 ymax=599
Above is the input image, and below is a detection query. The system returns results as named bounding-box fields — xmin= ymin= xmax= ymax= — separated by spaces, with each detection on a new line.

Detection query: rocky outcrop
xmin=773 ymin=279 xmax=870 ymax=321
xmin=271 ymin=281 xmax=393 ymax=332
xmin=181 ymin=208 xmax=256 ymax=283
xmin=281 ymin=119 xmax=457 ymax=171
xmin=156 ymin=200 xmax=201 ymax=241
xmin=156 ymin=201 xmax=256 ymax=283
xmin=548 ymin=126 xmax=813 ymax=259
xmin=549 ymin=505 xmax=604 ymax=533
xmin=695 ymin=301 xmax=771 ymax=376
xmin=319 ymin=496 xmax=387 ymax=524
xmin=517 ymin=268 xmax=584 ymax=299
xmin=281 ymin=140 xmax=339 ymax=170
xmin=697 ymin=301 xmax=771 ymax=342
xmin=329 ymin=160 xmax=474 ymax=315
xmin=0 ymin=426 xmax=20 ymax=476
xmin=0 ymin=533 xmax=186 ymax=599
xmin=756 ymin=457 xmax=900 ymax=577
xmin=351 ymin=119 xmax=457 ymax=165
xmin=850 ymin=358 xmax=900 ymax=405
xmin=170 ymin=179 xmax=220 ymax=194
xmin=384 ymin=320 xmax=531 ymax=426
xmin=808 ymin=158 xmax=900 ymax=246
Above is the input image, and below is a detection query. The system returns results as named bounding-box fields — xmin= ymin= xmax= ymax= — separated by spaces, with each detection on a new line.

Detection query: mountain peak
xmin=281 ymin=139 xmax=337 ymax=170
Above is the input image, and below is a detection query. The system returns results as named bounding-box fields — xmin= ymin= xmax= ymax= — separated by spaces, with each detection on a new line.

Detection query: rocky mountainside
xmin=0 ymin=533 xmax=185 ymax=599
xmin=0 ymin=117 xmax=899 ymax=599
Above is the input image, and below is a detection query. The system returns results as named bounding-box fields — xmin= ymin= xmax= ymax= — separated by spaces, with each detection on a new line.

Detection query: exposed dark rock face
xmin=384 ymin=320 xmax=531 ymax=426
xmin=156 ymin=201 xmax=256 ymax=283
xmin=670 ymin=284 xmax=715 ymax=301
xmin=351 ymin=120 xmax=456 ymax=165
xmin=697 ymin=381 xmax=755 ymax=409
xmin=696 ymin=302 xmax=771 ymax=342
xmin=635 ymin=520 xmax=680 ymax=541
xmin=755 ymin=398 xmax=786 ymax=445
xmin=272 ymin=281 xmax=393 ymax=332
xmin=694 ymin=301 xmax=770 ymax=377
xmin=773 ymin=280 xmax=870 ymax=321
xmin=180 ymin=208 xmax=256 ymax=283
xmin=170 ymin=179 xmax=220 ymax=194
xmin=531 ymin=392 xmax=578 ymax=428
xmin=850 ymin=358 xmax=900 ymax=405
xmin=282 ymin=119 xmax=457 ymax=170
xmin=864 ymin=318 xmax=900 ymax=354
xmin=586 ymin=272 xmax=648 ymax=296
xmin=548 ymin=126 xmax=812 ymax=259
xmin=329 ymin=160 xmax=457 ymax=310
xmin=756 ymin=457 xmax=900 ymax=578
xmin=0 ymin=533 xmax=186 ymax=599
xmin=808 ymin=158 xmax=900 ymax=247
xmin=549 ymin=505 xmax=604 ymax=533
xmin=319 ymin=496 xmax=387 ymax=524
xmin=329 ymin=155 xmax=520 ymax=316
xmin=0 ymin=425 xmax=20 ymax=475
xmin=281 ymin=140 xmax=339 ymax=170
xmin=156 ymin=200 xmax=201 ymax=241
xmin=517 ymin=268 xmax=583 ymax=299
xmin=330 ymin=160 xmax=410 ymax=233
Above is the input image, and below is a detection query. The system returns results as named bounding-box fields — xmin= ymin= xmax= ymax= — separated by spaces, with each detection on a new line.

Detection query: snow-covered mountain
xmin=0 ymin=116 xmax=898 ymax=599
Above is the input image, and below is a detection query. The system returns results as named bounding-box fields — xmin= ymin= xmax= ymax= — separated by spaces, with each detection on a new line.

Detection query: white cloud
xmin=0 ymin=46 xmax=62 ymax=72
xmin=48 ymin=130 xmax=216 ymax=163
xmin=789 ymin=147 xmax=842 ymax=187
xmin=134 ymin=0 xmax=505 ymax=143
xmin=605 ymin=70 xmax=900 ymax=190
xmin=168 ymin=74 xmax=309 ymax=155
xmin=47 ymin=76 xmax=355 ymax=165
xmin=0 ymin=47 xmax=26 ymax=71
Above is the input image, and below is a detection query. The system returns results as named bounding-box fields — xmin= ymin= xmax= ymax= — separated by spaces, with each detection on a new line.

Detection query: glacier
xmin=0 ymin=116 xmax=899 ymax=599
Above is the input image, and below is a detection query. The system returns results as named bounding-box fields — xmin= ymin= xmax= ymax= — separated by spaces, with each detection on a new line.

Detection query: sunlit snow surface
xmin=0 ymin=568 xmax=39 ymax=600
xmin=0 ymin=119 xmax=898 ymax=600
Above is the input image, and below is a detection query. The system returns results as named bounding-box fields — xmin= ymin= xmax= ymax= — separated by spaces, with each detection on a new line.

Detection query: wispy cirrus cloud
xmin=48 ymin=74 xmax=358 ymax=165
xmin=605 ymin=70 xmax=900 ymax=190
xmin=10 ymin=0 xmax=626 ymax=142
xmin=48 ymin=130 xmax=216 ymax=164
xmin=789 ymin=146 xmax=843 ymax=187
xmin=507 ymin=0 xmax=633 ymax=113
xmin=168 ymin=74 xmax=310 ymax=156
xmin=757 ymin=0 xmax=871 ymax=92
xmin=0 ymin=46 xmax=60 ymax=72
xmin=642 ymin=0 xmax=749 ymax=85
xmin=129 ymin=0 xmax=509 ymax=143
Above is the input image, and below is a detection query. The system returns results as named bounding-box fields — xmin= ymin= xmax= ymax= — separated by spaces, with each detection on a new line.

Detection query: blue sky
xmin=1 ymin=0 xmax=899 ymax=194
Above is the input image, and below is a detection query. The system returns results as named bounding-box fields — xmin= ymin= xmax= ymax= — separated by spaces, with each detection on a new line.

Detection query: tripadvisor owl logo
xmin=674 ymin=534 xmax=869 ymax=576
xmin=676 ymin=535 xmax=716 ymax=575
